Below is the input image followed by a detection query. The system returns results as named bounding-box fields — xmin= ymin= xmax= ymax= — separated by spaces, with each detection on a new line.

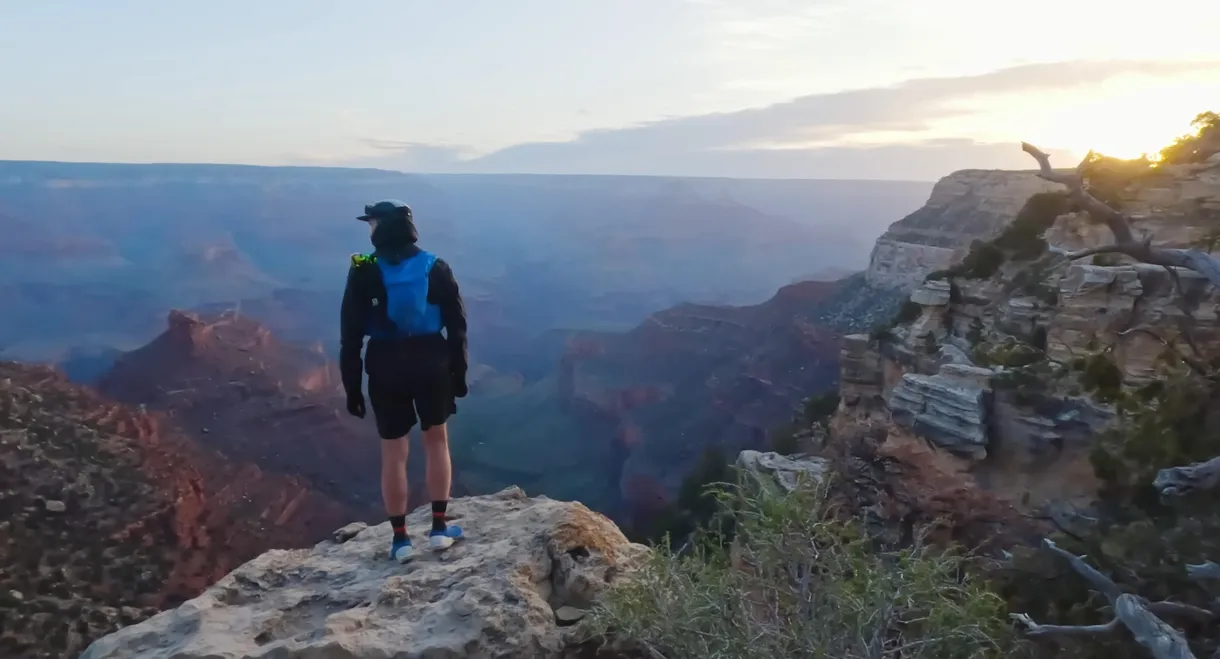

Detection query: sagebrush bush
xmin=993 ymin=191 xmax=1072 ymax=261
xmin=590 ymin=475 xmax=1014 ymax=659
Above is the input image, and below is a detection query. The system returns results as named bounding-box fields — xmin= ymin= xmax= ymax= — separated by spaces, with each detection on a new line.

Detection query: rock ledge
xmin=81 ymin=487 xmax=647 ymax=659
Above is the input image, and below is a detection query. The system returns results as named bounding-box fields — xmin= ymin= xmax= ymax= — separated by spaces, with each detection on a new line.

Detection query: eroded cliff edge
xmin=80 ymin=488 xmax=650 ymax=659
xmin=865 ymin=169 xmax=1062 ymax=291
xmin=839 ymin=153 xmax=1220 ymax=511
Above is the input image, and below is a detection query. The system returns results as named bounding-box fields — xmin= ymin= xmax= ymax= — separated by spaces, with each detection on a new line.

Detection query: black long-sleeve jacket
xmin=339 ymin=240 xmax=468 ymax=401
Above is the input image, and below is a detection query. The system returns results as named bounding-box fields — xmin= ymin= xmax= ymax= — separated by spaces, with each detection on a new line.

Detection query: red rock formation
xmin=96 ymin=310 xmax=464 ymax=510
xmin=97 ymin=310 xmax=371 ymax=501
xmin=0 ymin=361 xmax=360 ymax=658
xmin=824 ymin=418 xmax=1043 ymax=554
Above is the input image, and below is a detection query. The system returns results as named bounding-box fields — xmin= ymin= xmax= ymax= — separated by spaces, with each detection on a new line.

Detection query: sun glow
xmin=905 ymin=69 xmax=1220 ymax=163
xmin=998 ymin=72 xmax=1219 ymax=161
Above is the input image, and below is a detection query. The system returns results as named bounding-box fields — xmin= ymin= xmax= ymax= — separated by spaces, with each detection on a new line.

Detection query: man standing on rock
xmin=340 ymin=199 xmax=469 ymax=562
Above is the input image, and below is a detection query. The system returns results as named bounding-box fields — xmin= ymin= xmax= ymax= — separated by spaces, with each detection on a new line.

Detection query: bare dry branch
xmin=1042 ymin=538 xmax=1123 ymax=603
xmin=1145 ymin=600 xmax=1217 ymax=625
xmin=1011 ymin=595 xmax=1201 ymax=659
xmin=1117 ymin=327 xmax=1211 ymax=376
xmin=1115 ymin=593 xmax=1198 ymax=659
xmin=1010 ymin=612 xmax=1120 ymax=638
xmin=1187 ymin=561 xmax=1220 ymax=582
xmin=1016 ymin=539 xmax=1205 ymax=658
xmin=1155 ymin=456 xmax=1220 ymax=497
xmin=1022 ymin=142 xmax=1220 ymax=289
xmin=1067 ymin=244 xmax=1135 ymax=261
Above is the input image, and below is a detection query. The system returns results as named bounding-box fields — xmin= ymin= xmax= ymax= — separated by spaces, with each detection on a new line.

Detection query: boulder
xmin=909 ymin=279 xmax=952 ymax=307
xmin=737 ymin=450 xmax=829 ymax=492
xmin=331 ymin=522 xmax=367 ymax=544
xmin=888 ymin=372 xmax=990 ymax=458
xmin=80 ymin=487 xmax=648 ymax=659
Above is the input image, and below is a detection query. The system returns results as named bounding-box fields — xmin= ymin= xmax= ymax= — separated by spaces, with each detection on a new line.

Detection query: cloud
xmin=355 ymin=59 xmax=1220 ymax=180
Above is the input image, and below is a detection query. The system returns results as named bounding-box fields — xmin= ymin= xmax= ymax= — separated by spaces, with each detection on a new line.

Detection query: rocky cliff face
xmin=80 ymin=488 xmax=648 ymax=659
xmin=838 ymin=157 xmax=1220 ymax=511
xmin=865 ymin=170 xmax=1061 ymax=290
xmin=1044 ymin=157 xmax=1220 ymax=252
xmin=95 ymin=309 xmax=448 ymax=510
xmin=0 ymin=361 xmax=359 ymax=658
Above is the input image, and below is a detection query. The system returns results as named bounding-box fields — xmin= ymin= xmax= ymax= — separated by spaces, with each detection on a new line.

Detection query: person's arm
xmin=431 ymin=258 xmax=468 ymax=377
xmin=339 ymin=259 xmax=369 ymax=401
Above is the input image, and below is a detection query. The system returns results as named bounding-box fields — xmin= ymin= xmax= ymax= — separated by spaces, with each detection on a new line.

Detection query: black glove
xmin=346 ymin=394 xmax=366 ymax=418
xmin=452 ymin=372 xmax=469 ymax=399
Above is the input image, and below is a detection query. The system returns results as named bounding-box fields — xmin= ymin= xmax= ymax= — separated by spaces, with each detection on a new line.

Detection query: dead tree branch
xmin=1010 ymin=613 xmax=1119 ymax=638
xmin=1014 ymin=539 xmax=1200 ymax=658
xmin=1145 ymin=600 xmax=1217 ymax=625
xmin=1021 ymin=142 xmax=1220 ymax=289
xmin=1115 ymin=594 xmax=1198 ymax=659
xmin=1154 ymin=456 xmax=1220 ymax=497
xmin=1187 ymin=561 xmax=1220 ymax=583
xmin=1042 ymin=538 xmax=1124 ymax=602
xmin=1117 ymin=327 xmax=1211 ymax=377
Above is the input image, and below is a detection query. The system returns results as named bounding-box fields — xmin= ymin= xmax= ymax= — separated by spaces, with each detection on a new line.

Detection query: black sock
xmin=390 ymin=514 xmax=407 ymax=542
xmin=431 ymin=501 xmax=448 ymax=533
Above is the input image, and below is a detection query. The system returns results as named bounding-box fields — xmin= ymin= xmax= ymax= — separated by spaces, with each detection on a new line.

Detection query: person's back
xmin=339 ymin=199 xmax=469 ymax=562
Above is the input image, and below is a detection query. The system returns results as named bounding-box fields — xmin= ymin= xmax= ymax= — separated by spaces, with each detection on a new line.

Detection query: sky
xmin=2 ymin=0 xmax=1218 ymax=180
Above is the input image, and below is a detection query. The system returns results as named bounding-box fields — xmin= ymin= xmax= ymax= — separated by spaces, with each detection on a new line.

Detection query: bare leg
xmin=421 ymin=423 xmax=452 ymax=501
xmin=381 ymin=437 xmax=410 ymax=516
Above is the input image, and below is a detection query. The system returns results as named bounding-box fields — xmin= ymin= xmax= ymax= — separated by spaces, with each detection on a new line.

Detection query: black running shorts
xmin=364 ymin=339 xmax=455 ymax=440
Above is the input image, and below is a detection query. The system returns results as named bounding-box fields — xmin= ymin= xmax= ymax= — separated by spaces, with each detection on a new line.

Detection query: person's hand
xmin=452 ymin=372 xmax=469 ymax=398
xmin=346 ymin=394 xmax=366 ymax=418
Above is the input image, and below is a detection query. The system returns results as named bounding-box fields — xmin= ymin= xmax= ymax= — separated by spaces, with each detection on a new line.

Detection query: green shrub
xmin=622 ymin=447 xmax=734 ymax=548
xmin=893 ymin=298 xmax=923 ymax=325
xmin=994 ymin=191 xmax=1073 ymax=261
xmin=975 ymin=339 xmax=1045 ymax=369
xmin=1158 ymin=110 xmax=1219 ymax=164
xmin=801 ymin=391 xmax=840 ymax=425
xmin=591 ymin=477 xmax=1014 ymax=659
xmin=1031 ymin=326 xmax=1048 ymax=352
xmin=869 ymin=324 xmax=894 ymax=343
xmin=1074 ymin=350 xmax=1124 ymax=403
xmin=957 ymin=241 xmax=1005 ymax=279
xmin=768 ymin=423 xmax=801 ymax=456
xmin=966 ymin=318 xmax=986 ymax=346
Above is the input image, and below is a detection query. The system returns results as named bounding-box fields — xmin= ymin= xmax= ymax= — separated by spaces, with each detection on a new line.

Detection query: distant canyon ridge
xmin=1 ymin=159 xmax=1049 ymax=526
xmin=2 ymin=158 xmax=1080 ymax=656
xmin=10 ymin=161 xmax=1062 ymax=524
xmin=0 ymin=161 xmax=930 ymax=366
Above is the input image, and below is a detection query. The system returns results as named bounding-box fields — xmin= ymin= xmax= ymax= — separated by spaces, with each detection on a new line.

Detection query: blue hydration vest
xmin=370 ymin=250 xmax=444 ymax=338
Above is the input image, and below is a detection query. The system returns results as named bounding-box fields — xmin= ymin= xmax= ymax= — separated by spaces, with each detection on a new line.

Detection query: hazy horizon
xmin=0 ymin=158 xmax=941 ymax=183
xmin=3 ymin=1 xmax=1218 ymax=180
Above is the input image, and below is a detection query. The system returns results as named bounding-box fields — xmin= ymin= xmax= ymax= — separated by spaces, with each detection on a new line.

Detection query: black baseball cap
xmin=357 ymin=199 xmax=413 ymax=222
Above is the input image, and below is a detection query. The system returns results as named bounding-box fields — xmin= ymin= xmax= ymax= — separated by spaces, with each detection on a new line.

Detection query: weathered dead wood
xmin=1186 ymin=561 xmax=1220 ymax=582
xmin=1115 ymin=594 xmax=1199 ymax=659
xmin=1021 ymin=142 xmax=1220 ymax=289
xmin=1012 ymin=539 xmax=1201 ymax=659
xmin=1154 ymin=456 xmax=1220 ymax=497
xmin=1117 ymin=327 xmax=1211 ymax=377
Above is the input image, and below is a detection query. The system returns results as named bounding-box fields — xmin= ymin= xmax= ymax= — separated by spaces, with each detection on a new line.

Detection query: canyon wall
xmin=839 ymin=156 xmax=1220 ymax=511
xmin=0 ymin=361 xmax=360 ymax=658
xmin=865 ymin=170 xmax=1061 ymax=290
